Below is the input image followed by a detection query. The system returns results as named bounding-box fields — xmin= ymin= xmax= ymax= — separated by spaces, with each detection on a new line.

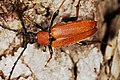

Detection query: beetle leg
xmin=75 ymin=0 xmax=81 ymax=19
xmin=58 ymin=0 xmax=66 ymax=10
xmin=77 ymin=41 xmax=88 ymax=46
xmin=61 ymin=0 xmax=81 ymax=22
xmin=60 ymin=48 xmax=65 ymax=53
xmin=77 ymin=40 xmax=112 ymax=47
xmin=77 ymin=40 xmax=100 ymax=46
xmin=45 ymin=45 xmax=53 ymax=66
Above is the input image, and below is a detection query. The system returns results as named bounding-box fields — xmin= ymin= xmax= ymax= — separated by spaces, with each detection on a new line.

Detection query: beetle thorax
xmin=36 ymin=31 xmax=50 ymax=46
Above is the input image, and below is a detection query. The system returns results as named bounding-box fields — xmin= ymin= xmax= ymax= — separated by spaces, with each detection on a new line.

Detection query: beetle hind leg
xmin=61 ymin=0 xmax=81 ymax=22
xmin=77 ymin=40 xmax=112 ymax=47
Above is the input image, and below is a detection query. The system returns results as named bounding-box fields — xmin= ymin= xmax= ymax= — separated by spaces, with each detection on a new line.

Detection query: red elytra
xmin=37 ymin=20 xmax=97 ymax=48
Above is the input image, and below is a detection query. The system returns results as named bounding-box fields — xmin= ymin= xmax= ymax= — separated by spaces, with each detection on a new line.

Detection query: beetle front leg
xmin=45 ymin=45 xmax=53 ymax=66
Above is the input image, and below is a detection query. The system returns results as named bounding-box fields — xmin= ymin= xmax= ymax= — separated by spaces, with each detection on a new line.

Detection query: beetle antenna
xmin=24 ymin=15 xmax=46 ymax=31
xmin=8 ymin=41 xmax=28 ymax=80
xmin=50 ymin=10 xmax=59 ymax=27
xmin=8 ymin=2 xmax=29 ymax=78
xmin=8 ymin=14 xmax=29 ymax=80
xmin=8 ymin=15 xmax=28 ymax=80
xmin=0 ymin=24 xmax=18 ymax=32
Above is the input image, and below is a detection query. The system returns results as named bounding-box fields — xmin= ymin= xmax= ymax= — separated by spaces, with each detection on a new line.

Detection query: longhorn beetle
xmin=0 ymin=0 xmax=97 ymax=79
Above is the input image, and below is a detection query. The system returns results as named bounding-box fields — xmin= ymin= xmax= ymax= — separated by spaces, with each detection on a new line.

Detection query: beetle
xmin=37 ymin=20 xmax=97 ymax=48
xmin=0 ymin=0 xmax=97 ymax=79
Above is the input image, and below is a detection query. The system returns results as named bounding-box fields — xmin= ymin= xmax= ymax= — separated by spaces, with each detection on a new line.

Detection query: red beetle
xmin=37 ymin=20 xmax=97 ymax=49
xmin=0 ymin=0 xmax=97 ymax=79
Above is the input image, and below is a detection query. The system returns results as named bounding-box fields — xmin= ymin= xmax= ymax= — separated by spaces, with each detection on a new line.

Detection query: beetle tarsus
xmin=45 ymin=53 xmax=52 ymax=67
xmin=45 ymin=45 xmax=53 ymax=66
